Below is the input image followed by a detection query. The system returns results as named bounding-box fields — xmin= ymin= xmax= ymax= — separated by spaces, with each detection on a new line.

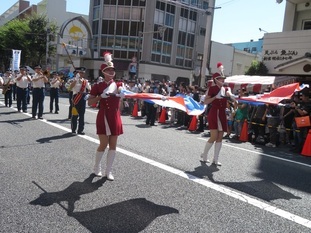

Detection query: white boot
xmin=94 ymin=151 xmax=105 ymax=176
xmin=105 ymin=150 xmax=116 ymax=181
xmin=200 ymin=142 xmax=213 ymax=163
xmin=212 ymin=142 xmax=222 ymax=166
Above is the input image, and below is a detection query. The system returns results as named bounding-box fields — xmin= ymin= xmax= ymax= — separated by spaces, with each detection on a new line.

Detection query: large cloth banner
xmin=238 ymin=83 xmax=308 ymax=105
xmin=12 ymin=50 xmax=21 ymax=71
xmin=121 ymin=90 xmax=206 ymax=116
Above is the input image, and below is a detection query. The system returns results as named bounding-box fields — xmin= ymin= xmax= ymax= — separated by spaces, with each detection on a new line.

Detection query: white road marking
xmin=198 ymin=138 xmax=311 ymax=168
xmin=2 ymin=102 xmax=311 ymax=229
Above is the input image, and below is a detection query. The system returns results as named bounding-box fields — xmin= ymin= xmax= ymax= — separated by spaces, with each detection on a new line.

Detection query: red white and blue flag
xmin=121 ymin=90 xmax=206 ymax=115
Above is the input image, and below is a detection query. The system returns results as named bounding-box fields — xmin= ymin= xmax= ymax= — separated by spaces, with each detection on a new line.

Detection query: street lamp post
xmin=136 ymin=0 xmax=145 ymax=82
xmin=197 ymin=54 xmax=203 ymax=86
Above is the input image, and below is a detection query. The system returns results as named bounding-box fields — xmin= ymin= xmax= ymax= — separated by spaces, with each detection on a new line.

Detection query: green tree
xmin=245 ymin=60 xmax=269 ymax=75
xmin=0 ymin=14 xmax=58 ymax=71
xmin=0 ymin=19 xmax=30 ymax=70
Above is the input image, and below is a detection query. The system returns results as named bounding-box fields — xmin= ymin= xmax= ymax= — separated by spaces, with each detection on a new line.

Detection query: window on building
xmin=251 ymin=47 xmax=257 ymax=52
xmin=92 ymin=20 xmax=99 ymax=35
xmin=102 ymin=20 xmax=115 ymax=35
xmin=156 ymin=1 xmax=166 ymax=11
xmin=103 ymin=6 xmax=116 ymax=19
xmin=151 ymin=54 xmax=161 ymax=62
xmin=202 ymin=1 xmax=209 ymax=10
xmin=94 ymin=0 xmax=100 ymax=6
xmin=93 ymin=7 xmax=100 ymax=20
xmin=166 ymin=3 xmax=175 ymax=14
xmin=116 ymin=21 xmax=129 ymax=36
xmin=154 ymin=10 xmax=165 ymax=25
xmin=104 ymin=0 xmax=117 ymax=5
xmin=161 ymin=56 xmax=171 ymax=64
xmin=176 ymin=58 xmax=184 ymax=66
xmin=303 ymin=20 xmax=311 ymax=30
xmin=165 ymin=13 xmax=174 ymax=27
xmin=200 ymin=27 xmax=206 ymax=36
xmin=130 ymin=22 xmax=139 ymax=36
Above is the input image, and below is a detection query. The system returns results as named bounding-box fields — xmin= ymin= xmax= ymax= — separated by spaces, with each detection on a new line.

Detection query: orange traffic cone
xmin=301 ymin=129 xmax=311 ymax=157
xmin=188 ymin=116 xmax=197 ymax=131
xmin=132 ymin=102 xmax=138 ymax=117
xmin=158 ymin=107 xmax=167 ymax=124
xmin=239 ymin=120 xmax=248 ymax=142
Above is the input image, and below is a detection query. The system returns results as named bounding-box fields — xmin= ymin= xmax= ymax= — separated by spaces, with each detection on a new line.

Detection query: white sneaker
xmin=265 ymin=142 xmax=276 ymax=148
xmin=212 ymin=161 xmax=222 ymax=166
xmin=105 ymin=172 xmax=114 ymax=181
xmin=200 ymin=154 xmax=210 ymax=163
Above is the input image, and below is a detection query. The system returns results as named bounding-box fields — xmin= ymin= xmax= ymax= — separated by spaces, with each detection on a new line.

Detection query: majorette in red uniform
xmin=200 ymin=62 xmax=235 ymax=166
xmin=88 ymin=52 xmax=125 ymax=181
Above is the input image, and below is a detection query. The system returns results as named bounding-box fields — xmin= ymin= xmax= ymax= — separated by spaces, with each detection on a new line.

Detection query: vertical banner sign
xmin=12 ymin=50 xmax=21 ymax=71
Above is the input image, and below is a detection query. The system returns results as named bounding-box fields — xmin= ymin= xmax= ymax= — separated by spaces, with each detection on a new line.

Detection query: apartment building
xmin=263 ymin=0 xmax=311 ymax=83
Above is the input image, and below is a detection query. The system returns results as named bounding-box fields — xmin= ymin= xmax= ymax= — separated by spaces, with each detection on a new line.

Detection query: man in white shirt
xmin=31 ymin=65 xmax=48 ymax=119
xmin=49 ymin=72 xmax=63 ymax=114
xmin=15 ymin=66 xmax=32 ymax=112
xmin=69 ymin=67 xmax=91 ymax=135
xmin=2 ymin=69 xmax=14 ymax=107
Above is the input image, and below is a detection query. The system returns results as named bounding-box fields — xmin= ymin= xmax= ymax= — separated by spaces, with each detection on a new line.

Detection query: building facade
xmin=85 ymin=0 xmax=216 ymax=84
xmin=262 ymin=0 xmax=311 ymax=84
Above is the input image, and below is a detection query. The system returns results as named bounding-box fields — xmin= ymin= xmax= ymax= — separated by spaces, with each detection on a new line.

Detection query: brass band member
xmin=2 ymin=69 xmax=14 ymax=107
xmin=49 ymin=72 xmax=63 ymax=114
xmin=70 ymin=67 xmax=91 ymax=135
xmin=15 ymin=66 xmax=32 ymax=113
xmin=32 ymin=65 xmax=48 ymax=119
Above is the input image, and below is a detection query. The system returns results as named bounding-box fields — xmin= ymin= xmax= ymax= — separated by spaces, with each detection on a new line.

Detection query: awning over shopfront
xmin=207 ymin=75 xmax=297 ymax=94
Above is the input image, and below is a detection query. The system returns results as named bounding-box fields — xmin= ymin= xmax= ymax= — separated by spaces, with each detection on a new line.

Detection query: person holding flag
xmin=87 ymin=52 xmax=124 ymax=181
xmin=200 ymin=62 xmax=235 ymax=166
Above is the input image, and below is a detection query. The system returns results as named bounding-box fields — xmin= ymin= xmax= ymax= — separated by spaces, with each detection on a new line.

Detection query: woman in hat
xmin=200 ymin=63 xmax=234 ymax=166
xmin=88 ymin=52 xmax=125 ymax=181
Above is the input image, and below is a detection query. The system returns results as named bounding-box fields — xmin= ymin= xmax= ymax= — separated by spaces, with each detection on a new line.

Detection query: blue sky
xmin=1 ymin=0 xmax=286 ymax=44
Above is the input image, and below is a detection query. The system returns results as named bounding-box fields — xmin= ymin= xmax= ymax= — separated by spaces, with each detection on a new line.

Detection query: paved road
xmin=0 ymin=92 xmax=311 ymax=232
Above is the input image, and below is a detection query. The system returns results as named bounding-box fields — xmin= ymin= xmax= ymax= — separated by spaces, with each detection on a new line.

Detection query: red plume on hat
xmin=101 ymin=51 xmax=114 ymax=72
xmin=217 ymin=62 xmax=224 ymax=76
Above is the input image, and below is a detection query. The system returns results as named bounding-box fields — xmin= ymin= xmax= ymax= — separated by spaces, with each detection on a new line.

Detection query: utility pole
xmin=46 ymin=27 xmax=50 ymax=70
xmin=200 ymin=0 xmax=221 ymax=87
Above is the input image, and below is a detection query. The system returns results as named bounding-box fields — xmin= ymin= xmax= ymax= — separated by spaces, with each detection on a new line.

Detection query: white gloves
xmin=116 ymin=92 xmax=125 ymax=98
xmin=215 ymin=90 xmax=222 ymax=99
xmin=100 ymin=92 xmax=109 ymax=98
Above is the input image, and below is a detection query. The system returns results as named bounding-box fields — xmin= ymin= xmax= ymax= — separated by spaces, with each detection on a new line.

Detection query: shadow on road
xmin=36 ymin=132 xmax=76 ymax=143
xmin=30 ymin=174 xmax=179 ymax=232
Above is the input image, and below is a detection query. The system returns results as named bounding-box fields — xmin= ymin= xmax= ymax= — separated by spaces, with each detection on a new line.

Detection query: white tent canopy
xmin=208 ymin=75 xmax=298 ymax=94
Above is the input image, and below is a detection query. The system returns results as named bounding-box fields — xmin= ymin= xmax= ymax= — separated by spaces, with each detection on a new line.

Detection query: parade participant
xmin=87 ymin=52 xmax=124 ymax=181
xmin=49 ymin=72 xmax=63 ymax=114
xmin=200 ymin=62 xmax=234 ymax=166
xmin=69 ymin=67 xmax=91 ymax=135
xmin=65 ymin=75 xmax=74 ymax=119
xmin=12 ymin=70 xmax=18 ymax=101
xmin=15 ymin=66 xmax=32 ymax=113
xmin=2 ymin=69 xmax=14 ymax=107
xmin=31 ymin=65 xmax=48 ymax=119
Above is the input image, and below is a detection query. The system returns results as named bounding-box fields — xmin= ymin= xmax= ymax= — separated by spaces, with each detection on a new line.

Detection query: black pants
xmin=16 ymin=87 xmax=28 ymax=111
xmin=71 ymin=94 xmax=86 ymax=133
xmin=4 ymin=85 xmax=13 ymax=107
xmin=50 ymin=88 xmax=59 ymax=112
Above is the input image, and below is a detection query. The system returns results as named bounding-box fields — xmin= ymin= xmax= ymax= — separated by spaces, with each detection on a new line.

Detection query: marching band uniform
xmin=32 ymin=65 xmax=48 ymax=119
xmin=70 ymin=67 xmax=91 ymax=135
xmin=15 ymin=66 xmax=32 ymax=112
xmin=49 ymin=72 xmax=62 ymax=114
xmin=88 ymin=52 xmax=124 ymax=181
xmin=3 ymin=69 xmax=14 ymax=107
xmin=201 ymin=63 xmax=235 ymax=166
